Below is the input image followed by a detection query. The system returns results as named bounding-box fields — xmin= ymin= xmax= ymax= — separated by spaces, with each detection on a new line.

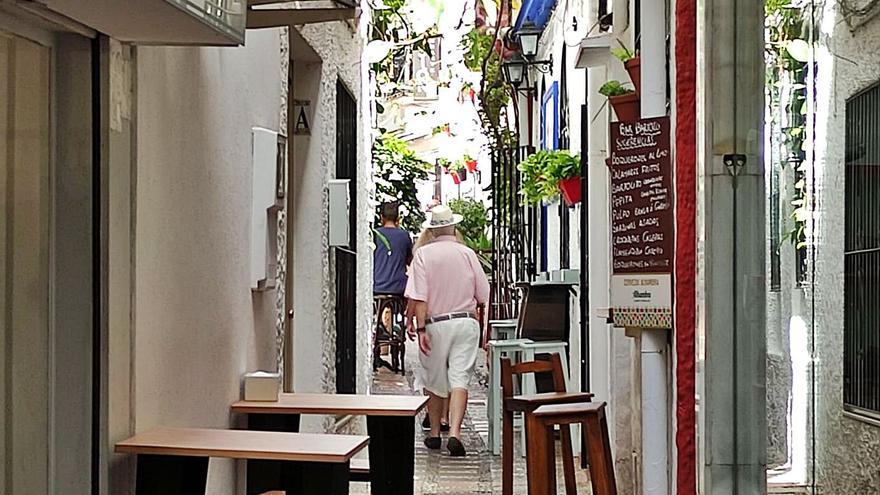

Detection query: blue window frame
xmin=539 ymin=81 xmax=559 ymax=272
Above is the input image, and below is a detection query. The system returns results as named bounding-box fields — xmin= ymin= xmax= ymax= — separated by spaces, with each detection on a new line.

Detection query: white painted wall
xmin=133 ymin=30 xmax=283 ymax=494
xmin=528 ymin=3 xmax=638 ymax=492
xmin=289 ymin=20 xmax=370 ymax=432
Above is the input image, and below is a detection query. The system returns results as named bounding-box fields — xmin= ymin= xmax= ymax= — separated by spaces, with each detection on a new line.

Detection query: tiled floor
xmin=357 ymin=340 xmax=593 ymax=494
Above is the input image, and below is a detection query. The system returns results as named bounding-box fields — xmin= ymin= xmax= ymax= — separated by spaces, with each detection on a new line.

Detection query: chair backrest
xmin=499 ymin=352 xmax=567 ymax=399
xmin=517 ymin=284 xmax=572 ymax=342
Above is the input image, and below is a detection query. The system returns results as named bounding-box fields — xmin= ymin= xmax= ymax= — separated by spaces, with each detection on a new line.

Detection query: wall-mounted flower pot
xmin=559 ymin=176 xmax=583 ymax=206
xmin=466 ymin=160 xmax=478 ymax=172
xmin=624 ymin=56 xmax=641 ymax=95
xmin=458 ymin=169 xmax=468 ymax=181
xmin=452 ymin=173 xmax=462 ymax=185
xmin=609 ymin=92 xmax=641 ymax=122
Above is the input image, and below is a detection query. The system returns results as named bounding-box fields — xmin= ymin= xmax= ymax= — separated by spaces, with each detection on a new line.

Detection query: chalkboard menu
xmin=609 ymin=116 xmax=673 ymax=275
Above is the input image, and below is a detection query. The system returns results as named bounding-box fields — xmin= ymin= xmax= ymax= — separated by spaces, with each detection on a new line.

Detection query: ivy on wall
xmin=766 ymin=0 xmax=811 ymax=282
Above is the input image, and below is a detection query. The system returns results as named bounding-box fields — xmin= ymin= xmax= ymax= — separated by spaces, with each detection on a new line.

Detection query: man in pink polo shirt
xmin=405 ymin=205 xmax=490 ymax=456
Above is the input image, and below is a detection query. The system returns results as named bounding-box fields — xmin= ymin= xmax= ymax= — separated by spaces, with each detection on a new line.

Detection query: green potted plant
xmin=437 ymin=157 xmax=451 ymax=174
xmin=599 ymin=80 xmax=640 ymax=122
xmin=451 ymin=160 xmax=468 ymax=182
xmin=611 ymin=41 xmax=640 ymax=95
xmin=517 ymin=149 xmax=582 ymax=206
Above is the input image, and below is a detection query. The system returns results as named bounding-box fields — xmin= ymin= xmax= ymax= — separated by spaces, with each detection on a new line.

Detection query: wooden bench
xmin=232 ymin=393 xmax=428 ymax=495
xmin=115 ymin=427 xmax=368 ymax=495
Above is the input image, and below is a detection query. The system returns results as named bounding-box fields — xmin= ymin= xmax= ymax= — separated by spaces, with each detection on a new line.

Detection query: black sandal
xmin=424 ymin=436 xmax=441 ymax=450
xmin=446 ymin=437 xmax=466 ymax=457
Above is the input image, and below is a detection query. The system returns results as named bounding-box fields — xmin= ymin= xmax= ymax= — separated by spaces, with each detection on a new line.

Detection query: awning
xmin=247 ymin=0 xmax=356 ymax=28
xmin=513 ymin=0 xmax=557 ymax=34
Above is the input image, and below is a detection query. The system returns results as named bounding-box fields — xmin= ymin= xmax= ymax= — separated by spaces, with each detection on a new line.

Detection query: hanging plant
xmin=517 ymin=149 xmax=581 ymax=205
xmin=612 ymin=40 xmax=641 ymax=95
xmin=599 ymin=80 xmax=640 ymax=122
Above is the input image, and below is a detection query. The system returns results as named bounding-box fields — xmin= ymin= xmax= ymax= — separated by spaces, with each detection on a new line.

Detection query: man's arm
xmin=413 ymin=300 xmax=431 ymax=355
xmin=469 ymin=250 xmax=491 ymax=346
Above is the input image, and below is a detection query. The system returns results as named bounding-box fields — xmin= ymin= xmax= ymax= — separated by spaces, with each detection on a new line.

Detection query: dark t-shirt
xmin=373 ymin=226 xmax=412 ymax=295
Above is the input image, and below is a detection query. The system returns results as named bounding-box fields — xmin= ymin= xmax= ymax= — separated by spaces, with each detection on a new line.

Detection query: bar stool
xmin=489 ymin=319 xmax=518 ymax=340
xmin=517 ymin=340 xmax=570 ymax=456
xmin=528 ymin=402 xmax=617 ymax=495
xmin=487 ymin=338 xmax=532 ymax=455
xmin=500 ymin=353 xmax=593 ymax=495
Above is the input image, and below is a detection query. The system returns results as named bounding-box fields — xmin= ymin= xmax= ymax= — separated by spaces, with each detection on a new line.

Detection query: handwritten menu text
xmin=610 ymin=117 xmax=674 ymax=274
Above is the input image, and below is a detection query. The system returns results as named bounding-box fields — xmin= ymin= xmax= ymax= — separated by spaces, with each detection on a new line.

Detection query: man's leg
xmin=426 ymin=390 xmax=446 ymax=438
xmin=447 ymin=388 xmax=469 ymax=439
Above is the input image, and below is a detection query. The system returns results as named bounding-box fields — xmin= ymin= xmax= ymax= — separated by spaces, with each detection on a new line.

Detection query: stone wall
xmin=812 ymin=5 xmax=880 ymax=492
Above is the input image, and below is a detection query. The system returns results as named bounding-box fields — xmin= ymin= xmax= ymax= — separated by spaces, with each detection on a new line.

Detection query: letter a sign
xmin=293 ymin=99 xmax=311 ymax=135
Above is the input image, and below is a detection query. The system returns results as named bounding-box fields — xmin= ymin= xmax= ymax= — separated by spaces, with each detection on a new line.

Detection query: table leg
xmin=135 ymin=454 xmax=208 ymax=495
xmin=246 ymin=413 xmax=301 ymax=494
xmin=521 ymin=347 xmax=535 ymax=458
xmin=283 ymin=460 xmax=351 ymax=495
xmin=489 ymin=345 xmax=501 ymax=455
xmin=367 ymin=415 xmax=415 ymax=495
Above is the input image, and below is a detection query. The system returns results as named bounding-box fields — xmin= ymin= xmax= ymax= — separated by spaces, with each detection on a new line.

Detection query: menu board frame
xmin=609 ymin=116 xmax=674 ymax=329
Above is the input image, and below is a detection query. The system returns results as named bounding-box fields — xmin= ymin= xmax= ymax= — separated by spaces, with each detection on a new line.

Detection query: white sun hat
xmin=422 ymin=204 xmax=463 ymax=230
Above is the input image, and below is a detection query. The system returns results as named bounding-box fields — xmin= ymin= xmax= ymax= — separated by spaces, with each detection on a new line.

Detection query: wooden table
xmin=115 ymin=427 xmax=368 ymax=495
xmin=232 ymin=393 xmax=429 ymax=495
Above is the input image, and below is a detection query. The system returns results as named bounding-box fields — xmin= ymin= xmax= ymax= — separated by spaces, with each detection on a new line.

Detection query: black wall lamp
xmin=502 ymin=21 xmax=552 ymax=94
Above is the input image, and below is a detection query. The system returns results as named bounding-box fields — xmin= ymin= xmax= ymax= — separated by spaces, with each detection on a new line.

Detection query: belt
xmin=425 ymin=312 xmax=477 ymax=325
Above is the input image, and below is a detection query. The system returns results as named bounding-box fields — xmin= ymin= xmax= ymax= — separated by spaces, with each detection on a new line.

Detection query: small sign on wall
xmin=293 ymin=100 xmax=311 ymax=135
xmin=609 ymin=116 xmax=674 ymax=328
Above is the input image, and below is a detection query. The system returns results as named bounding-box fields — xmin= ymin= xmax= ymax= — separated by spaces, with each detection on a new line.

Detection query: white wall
xmin=811 ymin=6 xmax=880 ymax=492
xmin=133 ymin=30 xmax=283 ymax=494
xmin=290 ymin=20 xmax=370 ymax=428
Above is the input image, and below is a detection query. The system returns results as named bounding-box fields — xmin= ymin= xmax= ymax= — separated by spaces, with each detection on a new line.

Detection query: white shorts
xmin=419 ymin=317 xmax=480 ymax=398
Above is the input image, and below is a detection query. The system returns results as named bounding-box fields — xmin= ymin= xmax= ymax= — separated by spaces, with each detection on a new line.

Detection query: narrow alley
xmin=359 ymin=341 xmax=593 ymax=494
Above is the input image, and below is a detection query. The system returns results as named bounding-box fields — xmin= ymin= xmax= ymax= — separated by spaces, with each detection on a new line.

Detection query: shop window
xmin=844 ymin=82 xmax=880 ymax=419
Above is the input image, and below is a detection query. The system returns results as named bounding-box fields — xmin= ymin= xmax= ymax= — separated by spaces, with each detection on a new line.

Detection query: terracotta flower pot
xmin=466 ymin=160 xmax=478 ymax=172
xmin=559 ymin=176 xmax=583 ymax=206
xmin=624 ymin=56 xmax=641 ymax=95
xmin=609 ymin=92 xmax=640 ymax=122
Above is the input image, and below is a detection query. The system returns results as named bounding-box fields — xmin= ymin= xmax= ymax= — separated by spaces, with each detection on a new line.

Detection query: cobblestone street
xmin=357 ymin=340 xmax=593 ymax=494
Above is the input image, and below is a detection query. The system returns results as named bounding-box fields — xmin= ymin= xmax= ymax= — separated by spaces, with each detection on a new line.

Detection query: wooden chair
xmin=531 ymin=402 xmax=617 ymax=495
xmin=500 ymin=353 xmax=593 ymax=495
xmin=372 ymin=295 xmax=406 ymax=374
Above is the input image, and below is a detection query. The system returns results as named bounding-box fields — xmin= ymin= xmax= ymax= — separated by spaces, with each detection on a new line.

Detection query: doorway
xmin=335 ymin=79 xmax=358 ymax=394
xmin=1 ymin=31 xmax=52 ymax=494
xmin=1 ymin=26 xmax=95 ymax=494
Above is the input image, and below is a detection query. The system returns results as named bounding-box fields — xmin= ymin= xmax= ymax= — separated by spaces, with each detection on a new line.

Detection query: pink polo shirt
xmin=404 ymin=235 xmax=490 ymax=317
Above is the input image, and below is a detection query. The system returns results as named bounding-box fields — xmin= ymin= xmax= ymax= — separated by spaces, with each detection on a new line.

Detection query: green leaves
xmin=598 ymin=80 xmax=634 ymax=97
xmin=373 ymin=134 xmax=431 ymax=232
xmin=517 ymin=150 xmax=581 ymax=205
xmin=610 ymin=39 xmax=635 ymax=63
xmin=448 ymin=198 xmax=492 ymax=273
xmin=462 ymin=28 xmax=494 ymax=72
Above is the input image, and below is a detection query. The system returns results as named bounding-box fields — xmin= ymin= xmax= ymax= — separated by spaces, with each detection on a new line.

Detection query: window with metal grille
xmin=844 ymin=82 xmax=880 ymax=419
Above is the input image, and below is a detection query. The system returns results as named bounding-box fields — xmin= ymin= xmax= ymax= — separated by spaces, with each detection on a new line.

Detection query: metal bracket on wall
xmin=723 ymin=153 xmax=747 ymax=178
